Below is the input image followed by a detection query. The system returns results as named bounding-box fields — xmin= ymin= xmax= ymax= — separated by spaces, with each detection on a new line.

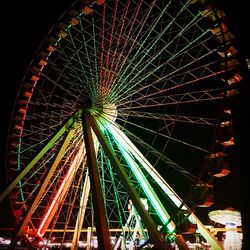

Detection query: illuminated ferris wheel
xmin=1 ymin=0 xmax=242 ymax=249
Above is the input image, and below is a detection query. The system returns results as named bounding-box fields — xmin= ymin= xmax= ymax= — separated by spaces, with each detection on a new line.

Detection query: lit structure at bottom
xmin=208 ymin=208 xmax=242 ymax=249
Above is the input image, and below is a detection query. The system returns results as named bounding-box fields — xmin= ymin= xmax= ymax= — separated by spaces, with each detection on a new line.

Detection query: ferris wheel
xmin=1 ymin=0 xmax=242 ymax=249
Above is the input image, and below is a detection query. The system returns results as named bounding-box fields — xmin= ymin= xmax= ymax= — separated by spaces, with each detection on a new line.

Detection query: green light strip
xmin=105 ymin=121 xmax=187 ymax=210
xmin=98 ymin=118 xmax=175 ymax=233
xmin=95 ymin=115 xmax=223 ymax=248
xmin=17 ymin=138 xmax=25 ymax=202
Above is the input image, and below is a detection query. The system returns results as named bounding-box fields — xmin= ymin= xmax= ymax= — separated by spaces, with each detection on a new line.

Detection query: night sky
xmin=1 ymin=0 xmax=75 ymax=184
xmin=1 ymin=0 xmax=250 ymax=248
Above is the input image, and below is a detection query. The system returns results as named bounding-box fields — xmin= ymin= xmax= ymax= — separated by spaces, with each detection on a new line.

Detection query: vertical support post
xmin=121 ymin=236 xmax=126 ymax=250
xmin=175 ymin=234 xmax=189 ymax=250
xmin=113 ymin=213 xmax=133 ymax=250
xmin=82 ymin=112 xmax=111 ymax=250
xmin=71 ymin=172 xmax=91 ymax=250
xmin=86 ymin=227 xmax=92 ymax=250
xmin=85 ymin=111 xmax=168 ymax=249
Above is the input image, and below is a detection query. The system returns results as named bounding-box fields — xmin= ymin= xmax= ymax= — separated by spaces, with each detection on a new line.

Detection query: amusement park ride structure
xmin=0 ymin=0 xmax=248 ymax=249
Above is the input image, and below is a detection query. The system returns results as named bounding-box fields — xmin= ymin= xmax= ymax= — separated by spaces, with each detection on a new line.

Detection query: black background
xmin=0 ymin=0 xmax=250 ymax=248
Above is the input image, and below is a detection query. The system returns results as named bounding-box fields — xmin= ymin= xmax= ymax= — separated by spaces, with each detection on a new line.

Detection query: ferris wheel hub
xmin=102 ymin=103 xmax=117 ymax=123
xmin=82 ymin=96 xmax=92 ymax=109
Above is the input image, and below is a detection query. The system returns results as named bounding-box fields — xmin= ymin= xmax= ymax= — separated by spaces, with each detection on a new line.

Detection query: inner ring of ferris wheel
xmin=3 ymin=0 xmax=241 ymax=249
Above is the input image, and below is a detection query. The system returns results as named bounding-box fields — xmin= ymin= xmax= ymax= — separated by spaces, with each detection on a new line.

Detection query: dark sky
xmin=0 ymin=0 xmax=76 ymax=234
xmin=0 ymin=0 xmax=250 ymax=247
xmin=1 ymin=0 xmax=76 ymax=183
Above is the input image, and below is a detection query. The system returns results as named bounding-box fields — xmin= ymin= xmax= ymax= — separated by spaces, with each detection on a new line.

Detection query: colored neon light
xmin=99 ymin=118 xmax=175 ymax=233
xmin=37 ymin=144 xmax=84 ymax=236
xmin=106 ymin=121 xmax=187 ymax=210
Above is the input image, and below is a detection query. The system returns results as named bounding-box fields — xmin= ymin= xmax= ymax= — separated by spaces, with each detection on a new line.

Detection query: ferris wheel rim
xmin=4 ymin=0 xmax=239 ymax=248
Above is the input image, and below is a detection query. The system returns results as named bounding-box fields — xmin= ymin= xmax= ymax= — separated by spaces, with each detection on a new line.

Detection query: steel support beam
xmin=8 ymin=128 xmax=76 ymax=249
xmin=71 ymin=172 xmax=91 ymax=250
xmin=0 ymin=110 xmax=80 ymax=202
xmin=85 ymin=111 xmax=168 ymax=249
xmin=103 ymin=120 xmax=223 ymax=249
xmin=82 ymin=112 xmax=112 ymax=250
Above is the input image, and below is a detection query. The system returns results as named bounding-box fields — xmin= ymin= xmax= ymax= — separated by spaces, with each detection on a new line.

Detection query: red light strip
xmin=37 ymin=144 xmax=84 ymax=236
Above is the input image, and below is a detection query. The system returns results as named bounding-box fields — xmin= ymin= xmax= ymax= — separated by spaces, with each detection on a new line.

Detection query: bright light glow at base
xmin=209 ymin=208 xmax=242 ymax=250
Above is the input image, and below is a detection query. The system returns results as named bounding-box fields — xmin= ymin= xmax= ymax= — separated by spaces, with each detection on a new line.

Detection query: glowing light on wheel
xmin=2 ymin=0 xmax=241 ymax=249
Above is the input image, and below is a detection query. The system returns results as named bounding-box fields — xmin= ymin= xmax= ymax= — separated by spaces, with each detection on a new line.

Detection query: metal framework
xmin=0 ymin=0 xmax=241 ymax=249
